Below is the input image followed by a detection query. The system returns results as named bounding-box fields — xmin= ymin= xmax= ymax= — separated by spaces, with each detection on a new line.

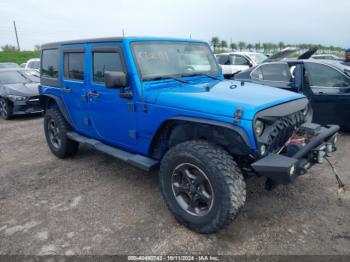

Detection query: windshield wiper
xmin=183 ymin=73 xmax=220 ymax=80
xmin=143 ymin=76 xmax=189 ymax=84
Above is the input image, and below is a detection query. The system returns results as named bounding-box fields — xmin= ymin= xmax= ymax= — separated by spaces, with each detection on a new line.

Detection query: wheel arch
xmin=40 ymin=94 xmax=74 ymax=127
xmin=149 ymin=116 xmax=252 ymax=160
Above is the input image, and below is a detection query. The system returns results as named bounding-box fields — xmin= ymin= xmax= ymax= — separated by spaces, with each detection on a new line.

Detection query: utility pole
xmin=13 ymin=21 xmax=20 ymax=51
xmin=122 ymin=28 xmax=125 ymax=37
xmin=189 ymin=33 xmax=191 ymax=39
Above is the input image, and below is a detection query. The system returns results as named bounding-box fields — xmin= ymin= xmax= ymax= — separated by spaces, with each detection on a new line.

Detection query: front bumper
xmin=13 ymin=97 xmax=43 ymax=115
xmin=251 ymin=124 xmax=339 ymax=185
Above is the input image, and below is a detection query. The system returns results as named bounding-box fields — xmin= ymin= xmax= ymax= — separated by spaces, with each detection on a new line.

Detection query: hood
xmin=144 ymin=79 xmax=304 ymax=120
xmin=0 ymin=82 xmax=40 ymax=97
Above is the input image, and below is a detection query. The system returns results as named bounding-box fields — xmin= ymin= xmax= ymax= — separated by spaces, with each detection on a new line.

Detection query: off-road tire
xmin=0 ymin=98 xmax=13 ymax=120
xmin=44 ymin=108 xmax=79 ymax=158
xmin=159 ymin=140 xmax=246 ymax=233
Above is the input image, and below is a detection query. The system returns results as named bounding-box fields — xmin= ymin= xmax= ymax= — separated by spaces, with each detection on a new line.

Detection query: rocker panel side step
xmin=67 ymin=132 xmax=159 ymax=171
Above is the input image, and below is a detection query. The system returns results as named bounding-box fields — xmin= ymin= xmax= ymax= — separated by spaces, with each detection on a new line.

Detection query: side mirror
xmin=104 ymin=71 xmax=128 ymax=88
xmin=248 ymin=62 xmax=254 ymax=68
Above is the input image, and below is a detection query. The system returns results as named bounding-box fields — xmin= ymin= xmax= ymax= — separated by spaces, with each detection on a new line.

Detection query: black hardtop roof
xmin=41 ymin=37 xmax=125 ymax=49
xmin=40 ymin=36 xmax=201 ymax=50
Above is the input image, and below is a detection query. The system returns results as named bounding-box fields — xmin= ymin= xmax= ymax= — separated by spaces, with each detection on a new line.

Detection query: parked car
xmin=215 ymin=52 xmax=267 ymax=77
xmin=235 ymin=59 xmax=350 ymax=130
xmin=311 ymin=54 xmax=341 ymax=60
xmin=25 ymin=58 xmax=40 ymax=72
xmin=39 ymin=37 xmax=338 ymax=233
xmin=0 ymin=68 xmax=43 ymax=119
xmin=0 ymin=62 xmax=20 ymax=69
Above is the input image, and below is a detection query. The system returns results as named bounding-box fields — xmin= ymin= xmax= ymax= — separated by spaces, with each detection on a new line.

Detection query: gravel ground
xmin=0 ymin=115 xmax=349 ymax=255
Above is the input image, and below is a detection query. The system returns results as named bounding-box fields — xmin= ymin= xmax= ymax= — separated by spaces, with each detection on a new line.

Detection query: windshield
xmin=248 ymin=53 xmax=268 ymax=64
xmin=0 ymin=70 xmax=39 ymax=84
xmin=132 ymin=41 xmax=219 ymax=80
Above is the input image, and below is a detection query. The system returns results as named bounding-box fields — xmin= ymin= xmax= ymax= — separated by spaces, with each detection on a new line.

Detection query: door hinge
xmin=127 ymin=102 xmax=136 ymax=112
xmin=128 ymin=130 xmax=137 ymax=139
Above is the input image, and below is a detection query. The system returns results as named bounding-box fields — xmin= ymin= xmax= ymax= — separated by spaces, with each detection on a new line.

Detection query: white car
xmin=25 ymin=58 xmax=40 ymax=72
xmin=215 ymin=52 xmax=267 ymax=77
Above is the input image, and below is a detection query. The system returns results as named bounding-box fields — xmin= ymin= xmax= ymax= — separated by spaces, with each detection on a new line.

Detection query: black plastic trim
xmin=67 ymin=131 xmax=159 ymax=171
xmin=170 ymin=116 xmax=251 ymax=147
xmin=40 ymin=94 xmax=73 ymax=127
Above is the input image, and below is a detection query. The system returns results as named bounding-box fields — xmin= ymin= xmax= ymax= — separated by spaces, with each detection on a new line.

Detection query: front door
xmin=304 ymin=62 xmax=350 ymax=128
xmin=86 ymin=43 xmax=137 ymax=148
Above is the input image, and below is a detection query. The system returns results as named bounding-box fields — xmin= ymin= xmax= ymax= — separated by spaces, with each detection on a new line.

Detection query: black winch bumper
xmin=251 ymin=124 xmax=339 ymax=185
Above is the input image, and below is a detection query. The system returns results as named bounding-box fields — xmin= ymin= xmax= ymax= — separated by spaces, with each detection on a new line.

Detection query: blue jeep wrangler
xmin=39 ymin=37 xmax=339 ymax=233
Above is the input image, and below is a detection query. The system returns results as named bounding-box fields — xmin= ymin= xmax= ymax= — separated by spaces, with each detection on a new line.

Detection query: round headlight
xmin=254 ymin=120 xmax=264 ymax=136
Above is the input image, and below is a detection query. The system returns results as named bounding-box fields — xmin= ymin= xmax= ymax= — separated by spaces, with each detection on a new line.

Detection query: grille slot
xmin=267 ymin=111 xmax=305 ymax=153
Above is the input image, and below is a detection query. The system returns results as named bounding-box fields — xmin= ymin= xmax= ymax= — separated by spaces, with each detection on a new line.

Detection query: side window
xmin=231 ymin=55 xmax=250 ymax=66
xmin=251 ymin=63 xmax=292 ymax=82
xmin=305 ymin=63 xmax=349 ymax=88
xmin=216 ymin=55 xmax=230 ymax=65
xmin=93 ymin=52 xmax=123 ymax=83
xmin=64 ymin=52 xmax=84 ymax=81
xmin=41 ymin=49 xmax=59 ymax=78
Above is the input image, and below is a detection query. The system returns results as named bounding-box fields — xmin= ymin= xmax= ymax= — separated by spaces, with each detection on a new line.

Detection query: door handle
xmin=62 ymin=87 xmax=72 ymax=93
xmin=87 ymin=91 xmax=100 ymax=97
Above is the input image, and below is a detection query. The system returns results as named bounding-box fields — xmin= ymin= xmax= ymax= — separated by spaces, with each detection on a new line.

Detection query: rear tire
xmin=0 ymin=98 xmax=13 ymax=120
xmin=159 ymin=140 xmax=246 ymax=233
xmin=44 ymin=108 xmax=79 ymax=158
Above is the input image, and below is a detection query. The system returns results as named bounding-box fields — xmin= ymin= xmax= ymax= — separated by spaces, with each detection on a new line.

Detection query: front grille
xmin=266 ymin=111 xmax=305 ymax=153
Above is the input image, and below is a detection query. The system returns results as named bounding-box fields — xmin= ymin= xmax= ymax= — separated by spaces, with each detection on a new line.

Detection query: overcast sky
xmin=0 ymin=0 xmax=348 ymax=50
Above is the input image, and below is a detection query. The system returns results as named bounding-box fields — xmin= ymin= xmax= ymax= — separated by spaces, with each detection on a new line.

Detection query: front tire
xmin=0 ymin=98 xmax=13 ymax=120
xmin=44 ymin=108 xmax=79 ymax=158
xmin=159 ymin=140 xmax=246 ymax=233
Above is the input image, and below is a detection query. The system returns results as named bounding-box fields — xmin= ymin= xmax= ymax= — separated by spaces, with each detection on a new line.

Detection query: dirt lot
xmin=0 ymin=115 xmax=349 ymax=255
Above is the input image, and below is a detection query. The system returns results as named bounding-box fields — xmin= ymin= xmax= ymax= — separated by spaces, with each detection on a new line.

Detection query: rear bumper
xmin=251 ymin=124 xmax=339 ymax=185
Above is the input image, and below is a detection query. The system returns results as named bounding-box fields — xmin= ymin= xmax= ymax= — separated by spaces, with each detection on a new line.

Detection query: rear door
xmin=61 ymin=45 xmax=92 ymax=136
xmin=86 ymin=43 xmax=137 ymax=148
xmin=304 ymin=62 xmax=350 ymax=127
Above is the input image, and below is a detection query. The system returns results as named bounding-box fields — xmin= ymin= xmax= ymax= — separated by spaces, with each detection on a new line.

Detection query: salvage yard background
xmin=0 ymin=116 xmax=349 ymax=255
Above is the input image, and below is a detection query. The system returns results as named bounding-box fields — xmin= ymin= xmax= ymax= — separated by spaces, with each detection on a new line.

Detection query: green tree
xmin=247 ymin=43 xmax=253 ymax=51
xmin=254 ymin=42 xmax=261 ymax=52
xmin=278 ymin=41 xmax=285 ymax=50
xmin=210 ymin=37 xmax=220 ymax=51
xmin=1 ymin=44 xmax=17 ymax=51
xmin=230 ymin=43 xmax=237 ymax=51
xmin=238 ymin=41 xmax=246 ymax=51
xmin=220 ymin=40 xmax=228 ymax=49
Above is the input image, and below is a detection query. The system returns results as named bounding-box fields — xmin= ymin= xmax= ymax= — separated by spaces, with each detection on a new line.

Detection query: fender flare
xmin=149 ymin=116 xmax=252 ymax=158
xmin=40 ymin=94 xmax=74 ymax=127
xmin=170 ymin=116 xmax=251 ymax=147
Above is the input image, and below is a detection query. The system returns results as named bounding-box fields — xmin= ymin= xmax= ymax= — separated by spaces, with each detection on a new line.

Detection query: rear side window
xmin=305 ymin=62 xmax=349 ymax=88
xmin=231 ymin=55 xmax=250 ymax=66
xmin=41 ymin=49 xmax=59 ymax=78
xmin=64 ymin=52 xmax=84 ymax=81
xmin=216 ymin=55 xmax=230 ymax=65
xmin=93 ymin=52 xmax=123 ymax=83
xmin=251 ymin=63 xmax=292 ymax=82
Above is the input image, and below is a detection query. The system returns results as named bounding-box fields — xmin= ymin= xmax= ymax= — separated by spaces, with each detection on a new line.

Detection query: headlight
xmin=303 ymin=105 xmax=309 ymax=116
xmin=7 ymin=95 xmax=27 ymax=101
xmin=254 ymin=119 xmax=264 ymax=136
